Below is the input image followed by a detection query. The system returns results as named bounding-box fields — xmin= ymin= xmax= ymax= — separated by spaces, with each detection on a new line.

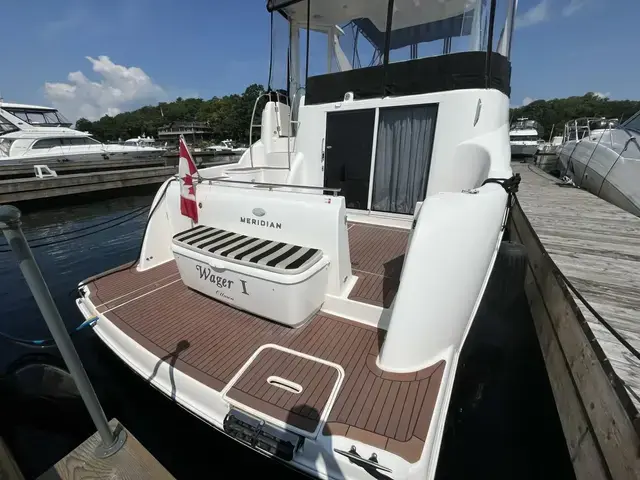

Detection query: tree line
xmin=75 ymin=84 xmax=266 ymax=144
xmin=76 ymin=89 xmax=640 ymax=144
xmin=510 ymin=93 xmax=640 ymax=138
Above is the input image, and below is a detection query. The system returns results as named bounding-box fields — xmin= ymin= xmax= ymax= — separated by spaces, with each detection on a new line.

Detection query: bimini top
xmin=268 ymin=0 xmax=476 ymax=49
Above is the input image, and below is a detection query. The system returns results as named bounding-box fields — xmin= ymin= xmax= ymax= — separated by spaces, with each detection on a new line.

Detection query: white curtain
xmin=372 ymin=105 xmax=437 ymax=214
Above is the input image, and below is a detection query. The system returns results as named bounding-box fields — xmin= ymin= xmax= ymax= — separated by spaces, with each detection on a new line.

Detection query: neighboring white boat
xmin=0 ymin=102 xmax=165 ymax=166
xmin=509 ymin=118 xmax=540 ymax=157
xmin=76 ymin=1 xmax=519 ymax=478
xmin=206 ymin=139 xmax=246 ymax=155
xmin=123 ymin=135 xmax=164 ymax=150
xmin=558 ymin=116 xmax=640 ymax=216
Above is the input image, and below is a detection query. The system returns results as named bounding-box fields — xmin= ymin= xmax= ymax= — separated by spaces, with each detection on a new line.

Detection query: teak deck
xmin=88 ymin=222 xmax=442 ymax=462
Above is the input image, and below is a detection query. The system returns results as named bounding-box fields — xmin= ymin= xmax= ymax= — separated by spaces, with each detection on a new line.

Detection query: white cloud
xmin=515 ymin=0 xmax=551 ymax=28
xmin=562 ymin=0 xmax=588 ymax=16
xmin=522 ymin=97 xmax=535 ymax=106
xmin=593 ymin=91 xmax=611 ymax=99
xmin=44 ymin=56 xmax=165 ymax=121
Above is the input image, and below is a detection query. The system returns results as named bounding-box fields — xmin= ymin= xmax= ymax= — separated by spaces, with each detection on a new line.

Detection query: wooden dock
xmin=509 ymin=162 xmax=640 ymax=479
xmin=0 ymin=158 xmax=170 ymax=180
xmin=38 ymin=419 xmax=173 ymax=479
xmin=0 ymin=436 xmax=24 ymax=480
xmin=0 ymin=166 xmax=176 ymax=204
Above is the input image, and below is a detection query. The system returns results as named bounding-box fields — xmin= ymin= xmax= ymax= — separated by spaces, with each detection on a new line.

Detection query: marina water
xmin=0 ymin=191 xmax=574 ymax=479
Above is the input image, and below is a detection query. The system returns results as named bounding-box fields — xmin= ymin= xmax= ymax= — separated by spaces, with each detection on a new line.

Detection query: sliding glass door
xmin=371 ymin=105 xmax=438 ymax=214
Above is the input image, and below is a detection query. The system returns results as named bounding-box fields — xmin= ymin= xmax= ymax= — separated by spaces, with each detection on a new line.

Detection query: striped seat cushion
xmin=172 ymin=225 xmax=323 ymax=275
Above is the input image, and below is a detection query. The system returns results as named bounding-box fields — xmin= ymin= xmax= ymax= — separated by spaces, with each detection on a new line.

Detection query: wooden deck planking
xmin=87 ymin=221 xmax=439 ymax=463
xmin=347 ymin=223 xmax=408 ymax=306
xmin=0 ymin=437 xmax=24 ymax=480
xmin=39 ymin=419 xmax=173 ymax=480
xmin=513 ymin=163 xmax=640 ymax=410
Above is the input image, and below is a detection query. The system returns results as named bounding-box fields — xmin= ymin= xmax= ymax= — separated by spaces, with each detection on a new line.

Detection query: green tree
xmin=510 ymin=93 xmax=640 ymax=138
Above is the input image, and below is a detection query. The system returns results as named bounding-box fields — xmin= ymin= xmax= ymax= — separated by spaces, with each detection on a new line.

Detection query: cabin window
xmin=61 ymin=137 xmax=97 ymax=146
xmin=26 ymin=112 xmax=48 ymax=125
xmin=32 ymin=138 xmax=62 ymax=149
xmin=624 ymin=114 xmax=640 ymax=134
xmin=3 ymin=108 xmax=72 ymax=127
xmin=372 ymin=104 xmax=438 ymax=214
xmin=13 ymin=112 xmax=30 ymax=122
xmin=0 ymin=114 xmax=17 ymax=133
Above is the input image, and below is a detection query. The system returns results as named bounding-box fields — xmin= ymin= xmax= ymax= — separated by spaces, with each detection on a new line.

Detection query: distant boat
xmin=205 ymin=139 xmax=246 ymax=155
xmin=0 ymin=102 xmax=165 ymax=166
xmin=557 ymin=115 xmax=640 ymax=216
xmin=510 ymin=118 xmax=540 ymax=157
xmin=123 ymin=135 xmax=164 ymax=150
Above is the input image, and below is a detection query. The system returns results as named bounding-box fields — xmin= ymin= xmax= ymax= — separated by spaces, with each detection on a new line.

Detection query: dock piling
xmin=0 ymin=205 xmax=126 ymax=459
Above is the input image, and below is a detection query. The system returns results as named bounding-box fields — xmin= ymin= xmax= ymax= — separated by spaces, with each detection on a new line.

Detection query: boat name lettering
xmin=196 ymin=265 xmax=234 ymax=289
xmin=240 ymin=217 xmax=282 ymax=229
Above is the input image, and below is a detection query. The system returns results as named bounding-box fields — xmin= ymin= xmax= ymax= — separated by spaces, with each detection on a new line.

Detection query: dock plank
xmin=39 ymin=419 xmax=173 ymax=480
xmin=513 ymin=163 xmax=640 ymax=409
xmin=0 ymin=437 xmax=24 ymax=480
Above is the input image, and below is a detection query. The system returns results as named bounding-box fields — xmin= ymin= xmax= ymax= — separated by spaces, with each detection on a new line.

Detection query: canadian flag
xmin=178 ymin=135 xmax=199 ymax=223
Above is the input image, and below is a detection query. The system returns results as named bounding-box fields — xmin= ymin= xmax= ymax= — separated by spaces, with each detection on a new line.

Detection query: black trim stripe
xmin=173 ymin=226 xmax=322 ymax=272
xmin=250 ymin=242 xmax=286 ymax=263
xmin=286 ymin=248 xmax=318 ymax=270
xmin=189 ymin=229 xmax=227 ymax=246
xmin=174 ymin=225 xmax=208 ymax=241
xmin=186 ymin=228 xmax=223 ymax=245
xmin=199 ymin=231 xmax=236 ymax=249
xmin=267 ymin=245 xmax=301 ymax=267
xmin=234 ymin=240 xmax=272 ymax=260
xmin=220 ymin=237 xmax=260 ymax=257
xmin=209 ymin=235 xmax=247 ymax=253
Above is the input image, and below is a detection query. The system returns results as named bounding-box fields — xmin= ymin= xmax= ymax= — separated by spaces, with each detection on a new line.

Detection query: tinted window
xmin=0 ymin=114 xmax=17 ymax=133
xmin=623 ymin=113 xmax=640 ymax=133
xmin=26 ymin=112 xmax=47 ymax=124
xmin=32 ymin=138 xmax=62 ymax=149
xmin=61 ymin=137 xmax=89 ymax=146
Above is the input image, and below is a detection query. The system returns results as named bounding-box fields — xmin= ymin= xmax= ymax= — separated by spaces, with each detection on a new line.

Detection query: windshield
xmin=622 ymin=112 xmax=640 ymax=133
xmin=0 ymin=114 xmax=18 ymax=135
xmin=3 ymin=108 xmax=72 ymax=127
xmin=512 ymin=119 xmax=539 ymax=130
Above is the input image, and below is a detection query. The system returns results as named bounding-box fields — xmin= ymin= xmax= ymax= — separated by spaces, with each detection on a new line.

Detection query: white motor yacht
xmin=206 ymin=139 xmax=245 ymax=155
xmin=0 ymin=102 xmax=165 ymax=166
xmin=558 ymin=116 xmax=640 ymax=216
xmin=509 ymin=117 xmax=540 ymax=157
xmin=123 ymin=135 xmax=164 ymax=150
xmin=75 ymin=1 xmax=520 ymax=478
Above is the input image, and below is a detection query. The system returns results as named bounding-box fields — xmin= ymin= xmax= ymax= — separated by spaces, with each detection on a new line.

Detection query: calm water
xmin=0 ymin=191 xmax=573 ymax=479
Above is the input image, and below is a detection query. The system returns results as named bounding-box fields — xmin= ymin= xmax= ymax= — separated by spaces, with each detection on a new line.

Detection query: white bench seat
xmin=173 ymin=225 xmax=323 ymax=275
xmin=171 ymin=225 xmax=329 ymax=327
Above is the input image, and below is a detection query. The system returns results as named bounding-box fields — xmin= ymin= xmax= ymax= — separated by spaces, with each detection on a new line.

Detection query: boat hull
xmin=558 ymin=139 xmax=640 ymax=217
xmin=510 ymin=142 xmax=538 ymax=157
xmin=1 ymin=149 xmax=164 ymax=167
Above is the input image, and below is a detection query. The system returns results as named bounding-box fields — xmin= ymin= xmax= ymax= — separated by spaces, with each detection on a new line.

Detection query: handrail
xmin=197 ymin=174 xmax=341 ymax=195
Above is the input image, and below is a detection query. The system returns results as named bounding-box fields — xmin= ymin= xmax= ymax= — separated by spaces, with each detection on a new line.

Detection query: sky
xmin=0 ymin=0 xmax=637 ymax=121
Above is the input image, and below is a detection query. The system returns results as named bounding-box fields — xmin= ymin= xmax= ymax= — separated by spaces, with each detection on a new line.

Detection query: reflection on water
xmin=0 ymin=191 xmax=572 ymax=479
